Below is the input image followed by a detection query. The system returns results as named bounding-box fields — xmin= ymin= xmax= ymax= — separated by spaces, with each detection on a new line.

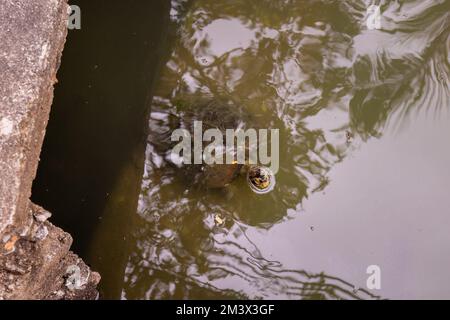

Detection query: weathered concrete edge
xmin=1 ymin=204 xmax=100 ymax=299
xmin=0 ymin=0 xmax=67 ymax=236
xmin=0 ymin=0 xmax=100 ymax=299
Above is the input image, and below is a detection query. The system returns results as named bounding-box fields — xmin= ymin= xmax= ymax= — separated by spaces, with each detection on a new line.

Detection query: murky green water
xmin=33 ymin=0 xmax=450 ymax=299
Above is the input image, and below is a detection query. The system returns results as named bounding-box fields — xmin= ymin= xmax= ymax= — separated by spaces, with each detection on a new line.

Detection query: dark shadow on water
xmin=31 ymin=0 xmax=171 ymax=298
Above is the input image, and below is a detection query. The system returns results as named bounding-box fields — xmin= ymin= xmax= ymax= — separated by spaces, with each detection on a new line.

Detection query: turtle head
xmin=247 ymin=165 xmax=275 ymax=194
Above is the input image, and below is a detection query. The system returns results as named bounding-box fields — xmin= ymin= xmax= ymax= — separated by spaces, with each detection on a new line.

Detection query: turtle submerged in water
xmin=202 ymin=161 xmax=275 ymax=194
xmin=163 ymin=98 xmax=276 ymax=194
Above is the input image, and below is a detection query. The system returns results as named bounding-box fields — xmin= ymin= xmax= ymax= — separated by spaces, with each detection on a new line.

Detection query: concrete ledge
xmin=0 ymin=0 xmax=100 ymax=299
xmin=0 ymin=0 xmax=68 ymax=235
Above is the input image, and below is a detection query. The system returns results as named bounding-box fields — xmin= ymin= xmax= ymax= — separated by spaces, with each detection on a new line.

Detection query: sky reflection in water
xmin=121 ymin=0 xmax=450 ymax=299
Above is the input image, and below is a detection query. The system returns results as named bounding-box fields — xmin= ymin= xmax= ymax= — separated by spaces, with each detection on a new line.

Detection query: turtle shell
xmin=202 ymin=163 xmax=243 ymax=188
xmin=174 ymin=98 xmax=252 ymax=189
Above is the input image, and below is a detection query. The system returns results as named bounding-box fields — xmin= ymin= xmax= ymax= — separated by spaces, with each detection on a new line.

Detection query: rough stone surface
xmin=0 ymin=0 xmax=100 ymax=299
xmin=0 ymin=204 xmax=100 ymax=300
xmin=0 ymin=0 xmax=67 ymax=235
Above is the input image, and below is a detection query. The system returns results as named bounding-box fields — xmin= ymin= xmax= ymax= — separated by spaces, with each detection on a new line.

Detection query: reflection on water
xmin=115 ymin=0 xmax=449 ymax=299
xmin=33 ymin=0 xmax=450 ymax=299
xmin=348 ymin=0 xmax=450 ymax=136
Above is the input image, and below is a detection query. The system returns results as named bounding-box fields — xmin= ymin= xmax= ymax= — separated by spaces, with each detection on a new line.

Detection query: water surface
xmin=34 ymin=0 xmax=450 ymax=299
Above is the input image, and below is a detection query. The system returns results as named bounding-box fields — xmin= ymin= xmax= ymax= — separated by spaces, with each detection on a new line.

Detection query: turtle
xmin=164 ymin=97 xmax=276 ymax=193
